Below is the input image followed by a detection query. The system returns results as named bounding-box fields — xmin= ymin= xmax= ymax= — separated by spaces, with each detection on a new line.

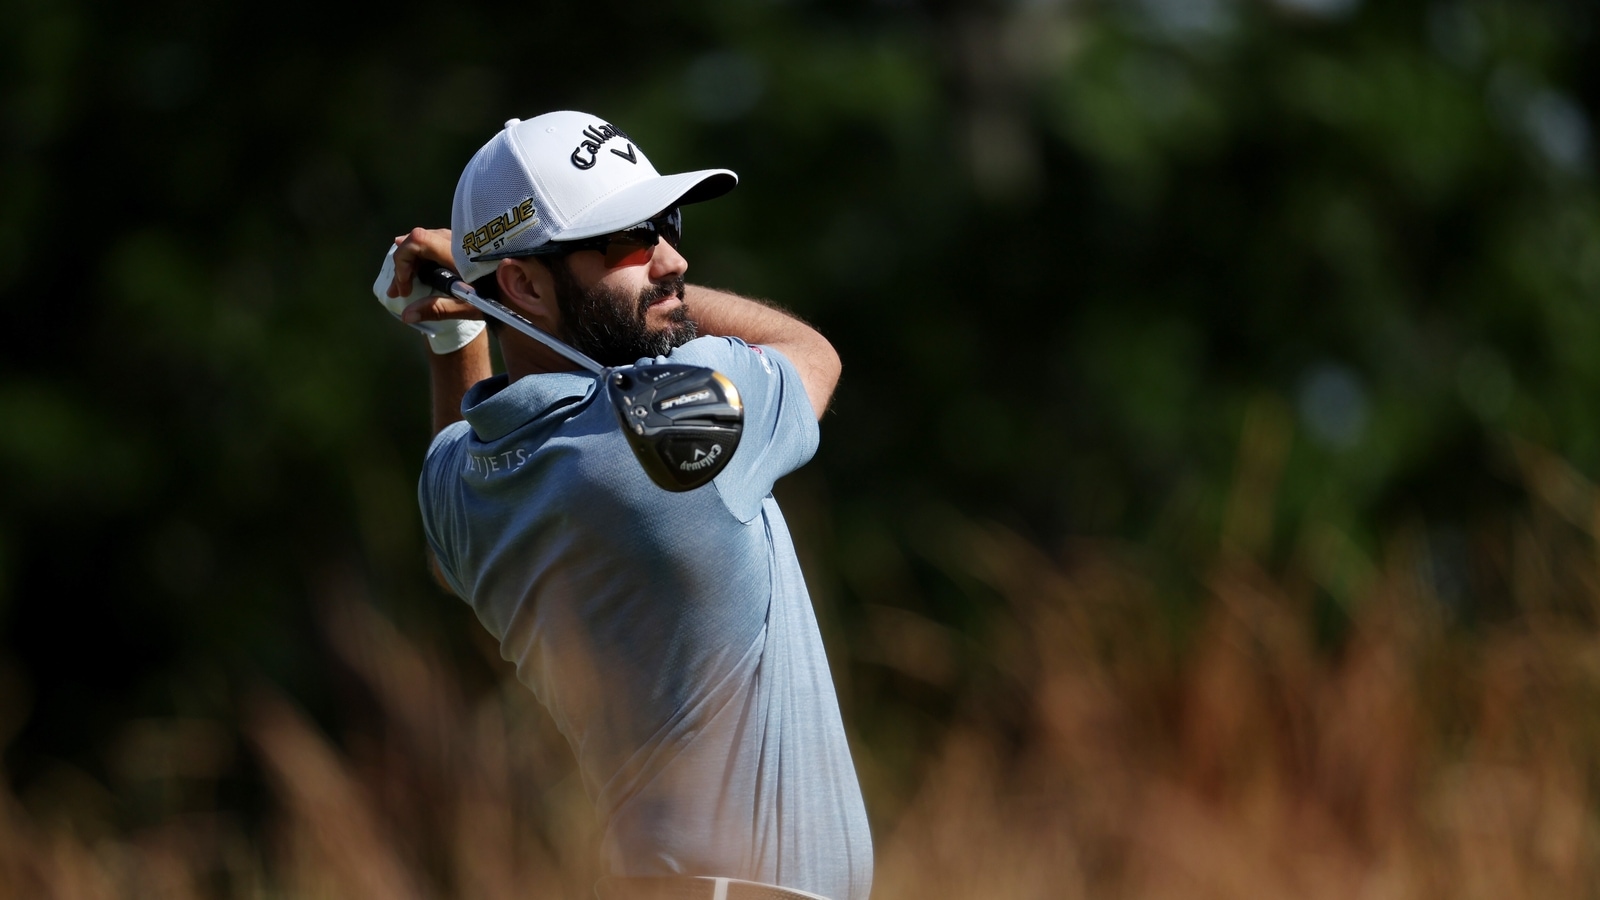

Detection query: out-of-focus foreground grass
xmin=6 ymin=419 xmax=1600 ymax=900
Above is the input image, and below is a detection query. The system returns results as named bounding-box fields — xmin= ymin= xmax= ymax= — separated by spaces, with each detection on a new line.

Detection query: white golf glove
xmin=372 ymin=244 xmax=485 ymax=354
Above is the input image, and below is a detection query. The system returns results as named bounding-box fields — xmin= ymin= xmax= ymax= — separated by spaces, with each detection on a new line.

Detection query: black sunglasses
xmin=524 ymin=207 xmax=682 ymax=269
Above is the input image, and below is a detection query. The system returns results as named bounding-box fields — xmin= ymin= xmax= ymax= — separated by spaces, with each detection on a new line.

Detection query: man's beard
xmin=548 ymin=257 xmax=698 ymax=366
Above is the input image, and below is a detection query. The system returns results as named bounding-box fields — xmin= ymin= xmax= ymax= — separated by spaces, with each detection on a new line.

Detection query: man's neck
xmin=502 ymin=336 xmax=591 ymax=382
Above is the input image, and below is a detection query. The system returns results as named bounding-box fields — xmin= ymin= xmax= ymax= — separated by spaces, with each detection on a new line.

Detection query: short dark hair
xmin=470 ymin=271 xmax=502 ymax=333
xmin=470 ymin=271 xmax=501 ymax=301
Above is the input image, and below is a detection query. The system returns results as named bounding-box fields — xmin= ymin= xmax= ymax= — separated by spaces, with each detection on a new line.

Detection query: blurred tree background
xmin=3 ymin=0 xmax=1600 ymax=895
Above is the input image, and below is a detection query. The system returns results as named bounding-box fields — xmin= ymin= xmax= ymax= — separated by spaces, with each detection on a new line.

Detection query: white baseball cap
xmin=450 ymin=111 xmax=738 ymax=284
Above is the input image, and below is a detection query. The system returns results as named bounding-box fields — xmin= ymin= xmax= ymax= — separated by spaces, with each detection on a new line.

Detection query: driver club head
xmin=607 ymin=363 xmax=744 ymax=491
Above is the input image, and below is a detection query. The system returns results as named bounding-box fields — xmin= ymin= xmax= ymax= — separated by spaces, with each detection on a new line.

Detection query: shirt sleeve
xmin=666 ymin=335 xmax=820 ymax=523
xmin=418 ymin=420 xmax=472 ymax=598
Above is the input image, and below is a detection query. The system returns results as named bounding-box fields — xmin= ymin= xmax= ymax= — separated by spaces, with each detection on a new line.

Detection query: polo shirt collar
xmin=462 ymin=371 xmax=597 ymax=442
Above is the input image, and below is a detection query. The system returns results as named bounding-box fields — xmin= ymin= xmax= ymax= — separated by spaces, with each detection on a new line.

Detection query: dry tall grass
xmin=6 ymin=434 xmax=1600 ymax=898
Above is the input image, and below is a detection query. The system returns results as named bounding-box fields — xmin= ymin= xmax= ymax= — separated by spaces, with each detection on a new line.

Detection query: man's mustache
xmin=636 ymin=276 xmax=687 ymax=316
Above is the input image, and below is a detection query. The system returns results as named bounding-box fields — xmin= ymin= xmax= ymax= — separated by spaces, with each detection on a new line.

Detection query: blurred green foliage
xmin=2 ymin=0 xmax=1598 ymax=847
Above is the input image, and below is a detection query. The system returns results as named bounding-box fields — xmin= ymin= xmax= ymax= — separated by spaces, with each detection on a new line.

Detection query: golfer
xmin=375 ymin=111 xmax=872 ymax=900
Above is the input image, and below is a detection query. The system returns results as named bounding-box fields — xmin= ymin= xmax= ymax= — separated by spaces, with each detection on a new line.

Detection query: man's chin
xmin=665 ymin=313 xmax=698 ymax=347
xmin=653 ymin=305 xmax=697 ymax=346
xmin=637 ymin=325 xmax=696 ymax=360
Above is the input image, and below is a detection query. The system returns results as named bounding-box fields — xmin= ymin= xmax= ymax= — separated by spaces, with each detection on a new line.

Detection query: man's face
xmin=545 ymin=242 xmax=698 ymax=367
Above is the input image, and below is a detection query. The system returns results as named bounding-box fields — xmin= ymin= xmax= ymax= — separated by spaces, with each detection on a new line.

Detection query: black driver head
xmin=607 ymin=363 xmax=744 ymax=491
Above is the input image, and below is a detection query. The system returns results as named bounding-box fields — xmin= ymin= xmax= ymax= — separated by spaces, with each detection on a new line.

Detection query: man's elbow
xmin=804 ymin=339 xmax=842 ymax=420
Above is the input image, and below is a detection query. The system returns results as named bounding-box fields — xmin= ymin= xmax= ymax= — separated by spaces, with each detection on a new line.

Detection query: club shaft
xmin=415 ymin=263 xmax=606 ymax=376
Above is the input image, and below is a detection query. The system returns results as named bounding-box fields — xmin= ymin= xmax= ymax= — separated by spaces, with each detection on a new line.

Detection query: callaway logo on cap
xmin=450 ymin=111 xmax=738 ymax=284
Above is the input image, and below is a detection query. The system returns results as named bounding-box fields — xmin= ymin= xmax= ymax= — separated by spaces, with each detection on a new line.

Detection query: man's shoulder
xmin=423 ymin=421 xmax=472 ymax=474
xmin=667 ymin=335 xmax=787 ymax=379
xmin=428 ymin=419 xmax=472 ymax=450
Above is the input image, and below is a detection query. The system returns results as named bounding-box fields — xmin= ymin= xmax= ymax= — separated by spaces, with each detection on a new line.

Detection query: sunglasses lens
xmin=604 ymin=241 xmax=656 ymax=268
xmin=596 ymin=209 xmax=684 ymax=268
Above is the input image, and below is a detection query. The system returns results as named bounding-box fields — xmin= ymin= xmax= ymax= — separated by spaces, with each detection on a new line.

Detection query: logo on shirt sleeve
xmin=749 ymin=344 xmax=774 ymax=375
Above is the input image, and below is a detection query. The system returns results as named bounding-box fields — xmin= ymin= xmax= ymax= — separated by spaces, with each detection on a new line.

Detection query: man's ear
xmin=495 ymin=258 xmax=560 ymax=332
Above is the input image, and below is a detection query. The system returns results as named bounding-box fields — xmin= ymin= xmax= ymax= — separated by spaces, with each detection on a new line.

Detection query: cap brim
xmin=558 ymin=168 xmax=737 ymax=241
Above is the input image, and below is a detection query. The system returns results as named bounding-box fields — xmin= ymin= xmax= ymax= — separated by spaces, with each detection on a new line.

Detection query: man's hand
xmin=374 ymin=228 xmax=484 ymax=352
xmin=378 ymin=228 xmax=495 ymax=433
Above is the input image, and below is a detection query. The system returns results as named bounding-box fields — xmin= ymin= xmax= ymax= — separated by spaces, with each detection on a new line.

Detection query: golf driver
xmin=413 ymin=262 xmax=743 ymax=492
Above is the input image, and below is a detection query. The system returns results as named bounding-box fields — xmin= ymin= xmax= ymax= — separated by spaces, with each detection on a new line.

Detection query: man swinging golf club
xmin=372 ymin=111 xmax=872 ymax=900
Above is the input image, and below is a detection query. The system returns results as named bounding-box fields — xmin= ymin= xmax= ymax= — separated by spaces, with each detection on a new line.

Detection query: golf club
xmin=413 ymin=261 xmax=744 ymax=492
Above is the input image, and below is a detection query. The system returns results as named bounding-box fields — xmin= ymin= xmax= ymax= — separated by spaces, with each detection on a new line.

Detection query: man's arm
xmin=684 ymin=285 xmax=841 ymax=420
xmin=383 ymin=229 xmax=839 ymax=419
xmin=428 ymin=331 xmax=493 ymax=434
xmin=382 ymin=228 xmax=494 ymax=434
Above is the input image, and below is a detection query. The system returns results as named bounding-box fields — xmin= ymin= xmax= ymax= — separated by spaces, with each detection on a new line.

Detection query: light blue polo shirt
xmin=419 ymin=336 xmax=871 ymax=900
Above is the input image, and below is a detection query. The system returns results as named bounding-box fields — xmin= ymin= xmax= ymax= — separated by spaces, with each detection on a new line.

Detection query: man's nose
xmin=650 ymin=238 xmax=688 ymax=280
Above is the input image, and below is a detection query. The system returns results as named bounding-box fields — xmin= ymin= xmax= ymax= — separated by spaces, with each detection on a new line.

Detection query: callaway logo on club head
xmin=570 ymin=123 xmax=638 ymax=170
xmin=680 ymin=444 xmax=723 ymax=471
xmin=463 ymin=197 xmax=538 ymax=255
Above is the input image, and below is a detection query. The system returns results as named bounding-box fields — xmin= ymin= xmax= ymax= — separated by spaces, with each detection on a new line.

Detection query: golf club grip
xmin=414 ymin=261 xmax=463 ymax=296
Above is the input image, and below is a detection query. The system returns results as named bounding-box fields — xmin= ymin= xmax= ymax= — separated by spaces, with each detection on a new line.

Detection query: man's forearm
xmin=684 ymin=285 xmax=841 ymax=419
xmin=429 ymin=329 xmax=494 ymax=434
